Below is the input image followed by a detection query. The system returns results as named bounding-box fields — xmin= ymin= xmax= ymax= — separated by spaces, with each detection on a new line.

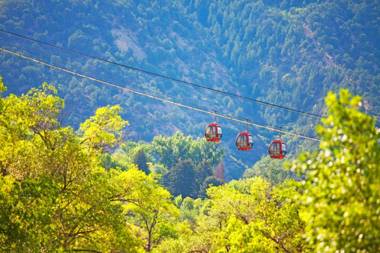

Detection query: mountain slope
xmin=1 ymin=0 xmax=379 ymax=178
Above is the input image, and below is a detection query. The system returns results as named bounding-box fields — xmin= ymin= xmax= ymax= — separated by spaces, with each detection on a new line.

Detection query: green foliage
xmin=115 ymin=132 xmax=224 ymax=198
xmin=0 ymin=76 xmax=6 ymax=93
xmin=158 ymin=178 xmax=304 ymax=252
xmin=201 ymin=178 xmax=304 ymax=252
xmin=80 ymin=105 xmax=128 ymax=152
xmin=175 ymin=196 xmax=205 ymax=224
xmin=199 ymin=175 xmax=223 ymax=198
xmin=166 ymin=159 xmax=197 ymax=198
xmin=291 ymin=89 xmax=380 ymax=252
xmin=0 ymin=82 xmax=175 ymax=252
xmin=243 ymin=156 xmax=292 ymax=184
xmin=120 ymin=168 xmax=179 ymax=251
xmin=0 ymin=76 xmax=6 ymax=119
xmin=1 ymin=78 xmax=379 ymax=252
xmin=133 ymin=148 xmax=150 ymax=174
xmin=150 ymin=132 xmax=223 ymax=170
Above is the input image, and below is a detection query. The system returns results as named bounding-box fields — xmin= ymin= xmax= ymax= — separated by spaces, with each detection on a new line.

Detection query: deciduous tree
xmin=291 ymin=89 xmax=380 ymax=252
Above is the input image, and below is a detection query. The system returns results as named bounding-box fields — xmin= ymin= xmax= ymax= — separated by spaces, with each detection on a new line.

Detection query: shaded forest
xmin=1 ymin=0 xmax=379 ymax=179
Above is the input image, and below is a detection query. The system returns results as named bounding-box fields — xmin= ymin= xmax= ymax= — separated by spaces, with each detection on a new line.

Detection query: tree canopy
xmin=291 ymin=89 xmax=380 ymax=252
xmin=0 ymin=82 xmax=176 ymax=252
xmin=1 ymin=80 xmax=379 ymax=252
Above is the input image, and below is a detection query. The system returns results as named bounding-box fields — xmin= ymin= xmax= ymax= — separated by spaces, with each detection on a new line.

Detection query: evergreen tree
xmin=133 ymin=149 xmax=150 ymax=174
xmin=167 ymin=160 xmax=197 ymax=198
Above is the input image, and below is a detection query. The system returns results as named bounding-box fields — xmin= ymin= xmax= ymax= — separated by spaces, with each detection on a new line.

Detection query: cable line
xmin=0 ymin=28 xmax=325 ymax=119
xmin=0 ymin=47 xmax=320 ymax=142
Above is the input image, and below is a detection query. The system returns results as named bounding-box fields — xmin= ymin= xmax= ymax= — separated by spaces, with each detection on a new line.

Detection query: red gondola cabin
xmin=268 ymin=139 xmax=287 ymax=159
xmin=236 ymin=131 xmax=253 ymax=151
xmin=205 ymin=122 xmax=222 ymax=143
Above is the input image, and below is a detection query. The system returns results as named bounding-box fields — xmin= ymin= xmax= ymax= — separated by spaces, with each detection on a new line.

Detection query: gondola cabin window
xmin=205 ymin=122 xmax=222 ymax=143
xmin=236 ymin=131 xmax=253 ymax=151
xmin=268 ymin=139 xmax=286 ymax=159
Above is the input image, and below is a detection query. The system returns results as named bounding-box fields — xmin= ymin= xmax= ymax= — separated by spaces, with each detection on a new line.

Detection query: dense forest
xmin=1 ymin=0 xmax=379 ymax=179
xmin=1 ymin=79 xmax=379 ymax=252
xmin=1 ymin=0 xmax=380 ymax=252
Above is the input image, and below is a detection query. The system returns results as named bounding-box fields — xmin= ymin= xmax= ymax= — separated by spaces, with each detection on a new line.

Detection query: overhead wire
xmin=0 ymin=47 xmax=320 ymax=142
xmin=0 ymin=28 xmax=325 ymax=119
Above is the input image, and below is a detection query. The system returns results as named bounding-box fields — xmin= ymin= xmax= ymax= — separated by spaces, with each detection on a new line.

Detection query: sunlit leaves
xmin=80 ymin=105 xmax=128 ymax=152
xmin=118 ymin=168 xmax=179 ymax=251
xmin=2 ymin=78 xmax=379 ymax=252
xmin=0 ymin=76 xmax=6 ymax=93
xmin=167 ymin=177 xmax=304 ymax=252
xmin=0 ymin=76 xmax=5 ymax=112
xmin=0 ymin=83 xmax=157 ymax=252
xmin=292 ymin=89 xmax=380 ymax=252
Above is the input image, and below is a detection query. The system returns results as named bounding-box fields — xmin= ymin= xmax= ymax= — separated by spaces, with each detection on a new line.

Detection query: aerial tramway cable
xmin=0 ymin=47 xmax=320 ymax=142
xmin=2 ymin=29 xmax=379 ymax=120
xmin=0 ymin=29 xmax=325 ymax=119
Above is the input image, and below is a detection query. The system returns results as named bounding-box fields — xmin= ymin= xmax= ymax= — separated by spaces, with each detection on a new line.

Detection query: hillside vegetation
xmin=1 ymin=2 xmax=380 ymax=250
xmin=1 ymin=78 xmax=379 ymax=252
xmin=1 ymin=1 xmax=379 ymax=178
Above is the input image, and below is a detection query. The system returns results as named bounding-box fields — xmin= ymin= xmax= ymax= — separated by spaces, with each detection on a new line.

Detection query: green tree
xmin=118 ymin=168 xmax=179 ymax=252
xmin=291 ymin=89 xmax=380 ymax=252
xmin=0 ymin=76 xmax=5 ymax=112
xmin=150 ymin=132 xmax=223 ymax=171
xmin=196 ymin=178 xmax=304 ymax=252
xmin=150 ymin=133 xmax=223 ymax=197
xmin=244 ymin=156 xmax=291 ymax=184
xmin=115 ymin=133 xmax=224 ymax=197
xmin=0 ymin=82 xmax=140 ymax=252
xmin=133 ymin=148 xmax=150 ymax=174
xmin=167 ymin=159 xmax=197 ymax=198
xmin=80 ymin=105 xmax=128 ymax=152
xmin=161 ymin=177 xmax=304 ymax=253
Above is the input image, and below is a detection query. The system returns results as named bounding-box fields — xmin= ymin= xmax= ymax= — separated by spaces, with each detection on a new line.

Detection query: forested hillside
xmin=1 ymin=1 xmax=380 ymax=250
xmin=1 ymin=0 xmax=379 ymax=179
xmin=184 ymin=0 xmax=380 ymax=139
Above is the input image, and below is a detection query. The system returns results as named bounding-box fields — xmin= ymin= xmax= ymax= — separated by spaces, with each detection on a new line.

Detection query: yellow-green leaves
xmin=80 ymin=105 xmax=128 ymax=151
xmin=0 ymin=76 xmax=6 ymax=93
xmin=0 ymin=77 xmax=4 ymax=114
xmin=170 ymin=177 xmax=304 ymax=253
xmin=26 ymin=82 xmax=64 ymax=131
xmin=0 ymin=83 xmax=141 ymax=252
xmin=117 ymin=168 xmax=179 ymax=251
xmin=292 ymin=89 xmax=380 ymax=252
xmin=3 ymin=80 xmax=378 ymax=252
